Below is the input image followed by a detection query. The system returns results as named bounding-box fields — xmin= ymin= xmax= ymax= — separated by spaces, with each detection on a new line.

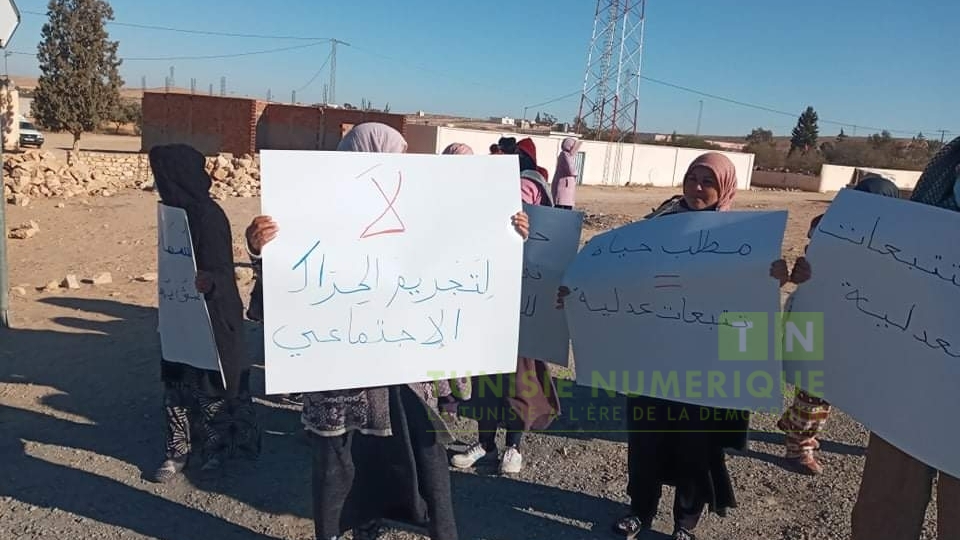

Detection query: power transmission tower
xmin=576 ymin=0 xmax=647 ymax=186
xmin=220 ymin=76 xmax=226 ymax=97
xmin=323 ymin=83 xmax=328 ymax=105
xmin=169 ymin=66 xmax=175 ymax=88
xmin=164 ymin=76 xmax=170 ymax=93
xmin=267 ymin=88 xmax=272 ymax=102
xmin=291 ymin=90 xmax=296 ymax=104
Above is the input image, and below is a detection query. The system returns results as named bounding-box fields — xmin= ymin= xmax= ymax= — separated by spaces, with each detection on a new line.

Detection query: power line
xmin=11 ymin=41 xmax=328 ymax=61
xmin=21 ymin=9 xmax=330 ymax=41
xmin=297 ymin=48 xmax=333 ymax=92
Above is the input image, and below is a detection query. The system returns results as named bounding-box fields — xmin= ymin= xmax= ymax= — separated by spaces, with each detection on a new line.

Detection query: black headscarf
xmin=853 ymin=175 xmax=900 ymax=198
xmin=150 ymin=144 xmax=249 ymax=397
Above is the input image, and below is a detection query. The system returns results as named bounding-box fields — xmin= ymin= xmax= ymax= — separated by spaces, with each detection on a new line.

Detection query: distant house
xmin=490 ymin=116 xmax=516 ymax=126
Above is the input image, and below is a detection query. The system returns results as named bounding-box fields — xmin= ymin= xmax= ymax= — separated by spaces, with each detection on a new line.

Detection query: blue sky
xmin=4 ymin=0 xmax=956 ymax=137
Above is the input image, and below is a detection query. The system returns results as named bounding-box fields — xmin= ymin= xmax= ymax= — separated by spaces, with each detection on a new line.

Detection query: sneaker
xmin=500 ymin=446 xmax=523 ymax=474
xmin=151 ymin=456 xmax=187 ymax=483
xmin=450 ymin=443 xmax=496 ymax=469
xmin=673 ymin=528 xmax=696 ymax=540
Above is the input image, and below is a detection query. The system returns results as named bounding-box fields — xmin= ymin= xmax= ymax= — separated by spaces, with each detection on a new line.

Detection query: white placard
xmin=563 ymin=210 xmax=788 ymax=411
xmin=785 ymin=188 xmax=960 ymax=477
xmin=260 ymin=151 xmax=524 ymax=395
xmin=157 ymin=204 xmax=223 ymax=373
xmin=519 ymin=204 xmax=583 ymax=365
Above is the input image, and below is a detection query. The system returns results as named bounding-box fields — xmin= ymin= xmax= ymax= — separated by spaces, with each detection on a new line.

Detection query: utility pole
xmin=695 ymin=100 xmax=703 ymax=136
xmin=190 ymin=77 xmax=196 ymax=94
xmin=208 ymin=83 xmax=213 ymax=96
xmin=291 ymin=90 xmax=296 ymax=104
xmin=220 ymin=76 xmax=226 ymax=97
xmin=169 ymin=66 xmax=175 ymax=88
xmin=141 ymin=75 xmax=146 ymax=92
xmin=938 ymin=129 xmax=947 ymax=143
xmin=0 ymin=0 xmax=21 ymax=328
xmin=266 ymin=88 xmax=272 ymax=102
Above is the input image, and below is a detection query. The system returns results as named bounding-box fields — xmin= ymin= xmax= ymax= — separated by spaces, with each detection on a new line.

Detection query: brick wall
xmin=142 ymin=93 xmax=258 ymax=156
xmin=143 ymin=92 xmax=408 ymax=155
xmin=256 ymin=104 xmax=322 ymax=150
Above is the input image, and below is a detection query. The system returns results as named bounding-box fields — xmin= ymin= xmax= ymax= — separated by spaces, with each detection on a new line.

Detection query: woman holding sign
xmin=150 ymin=144 xmax=260 ymax=483
xmin=451 ymin=136 xmax=560 ymax=475
xmin=559 ymin=153 xmax=761 ymax=540
xmin=845 ymin=140 xmax=960 ymax=540
xmin=770 ymin=174 xmax=900 ymax=476
xmin=245 ymin=123 xmax=531 ymax=540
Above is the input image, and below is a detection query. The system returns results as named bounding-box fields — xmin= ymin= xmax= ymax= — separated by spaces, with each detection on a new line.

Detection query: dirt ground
xmin=0 ymin=185 xmax=940 ymax=540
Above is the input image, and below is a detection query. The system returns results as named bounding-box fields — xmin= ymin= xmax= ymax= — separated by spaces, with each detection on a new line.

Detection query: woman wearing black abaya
xmin=149 ymin=144 xmax=260 ymax=483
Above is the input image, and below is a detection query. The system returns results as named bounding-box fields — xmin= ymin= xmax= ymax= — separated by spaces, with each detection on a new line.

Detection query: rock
xmin=90 ymin=272 xmax=112 ymax=285
xmin=61 ymin=275 xmax=81 ymax=289
xmin=41 ymin=280 xmax=60 ymax=292
xmin=10 ymin=286 xmax=27 ymax=296
xmin=55 ymin=203 xmax=65 ymax=208
xmin=137 ymin=272 xmax=158 ymax=283
xmin=7 ymin=220 xmax=39 ymax=239
xmin=10 ymin=193 xmax=30 ymax=206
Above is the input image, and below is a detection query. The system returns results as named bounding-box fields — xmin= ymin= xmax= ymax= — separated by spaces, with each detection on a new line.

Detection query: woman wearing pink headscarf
xmin=559 ymin=153 xmax=772 ymax=540
xmin=552 ymin=137 xmax=581 ymax=209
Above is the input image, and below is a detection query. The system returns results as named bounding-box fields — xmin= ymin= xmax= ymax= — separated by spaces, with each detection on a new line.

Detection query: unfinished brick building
xmin=141 ymin=92 xmax=407 ymax=156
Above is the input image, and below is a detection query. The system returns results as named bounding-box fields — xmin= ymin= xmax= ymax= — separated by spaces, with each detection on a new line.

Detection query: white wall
xmin=424 ymin=126 xmax=755 ymax=189
xmin=819 ymin=164 xmax=922 ymax=192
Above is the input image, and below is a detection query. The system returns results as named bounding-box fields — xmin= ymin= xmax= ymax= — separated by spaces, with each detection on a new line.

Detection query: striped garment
xmin=777 ymin=390 xmax=831 ymax=458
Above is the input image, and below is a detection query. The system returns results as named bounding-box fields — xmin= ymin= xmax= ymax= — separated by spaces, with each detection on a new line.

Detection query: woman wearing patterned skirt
xmin=150 ymin=144 xmax=261 ymax=483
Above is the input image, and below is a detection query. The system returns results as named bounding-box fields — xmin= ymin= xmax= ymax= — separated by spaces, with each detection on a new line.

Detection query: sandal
xmin=612 ymin=515 xmax=650 ymax=538
xmin=151 ymin=456 xmax=187 ymax=483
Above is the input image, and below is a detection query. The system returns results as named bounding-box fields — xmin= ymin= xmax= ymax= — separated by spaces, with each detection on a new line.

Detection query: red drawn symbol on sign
xmin=360 ymin=170 xmax=406 ymax=239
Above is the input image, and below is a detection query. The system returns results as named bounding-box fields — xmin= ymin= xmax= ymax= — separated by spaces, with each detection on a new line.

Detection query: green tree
xmin=33 ymin=0 xmax=123 ymax=151
xmin=745 ymin=127 xmax=773 ymax=145
xmin=789 ymin=106 xmax=819 ymax=156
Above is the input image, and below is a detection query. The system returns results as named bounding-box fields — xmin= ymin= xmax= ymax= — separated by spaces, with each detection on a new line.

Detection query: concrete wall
xmin=142 ymin=93 xmax=258 ymax=156
xmin=417 ymin=126 xmax=754 ymax=189
xmin=819 ymin=164 xmax=922 ymax=192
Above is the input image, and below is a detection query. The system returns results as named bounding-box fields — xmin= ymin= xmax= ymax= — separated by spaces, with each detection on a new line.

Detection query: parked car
xmin=19 ymin=118 xmax=44 ymax=148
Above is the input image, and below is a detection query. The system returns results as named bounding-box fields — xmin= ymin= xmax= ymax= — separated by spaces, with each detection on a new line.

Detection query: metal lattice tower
xmin=576 ymin=0 xmax=647 ymax=185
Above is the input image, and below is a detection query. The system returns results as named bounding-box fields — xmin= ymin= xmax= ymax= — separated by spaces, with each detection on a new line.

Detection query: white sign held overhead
xmin=0 ymin=0 xmax=19 ymax=48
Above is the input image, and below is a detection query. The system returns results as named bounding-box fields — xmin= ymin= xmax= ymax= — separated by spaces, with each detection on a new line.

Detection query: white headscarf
xmin=337 ymin=122 xmax=408 ymax=153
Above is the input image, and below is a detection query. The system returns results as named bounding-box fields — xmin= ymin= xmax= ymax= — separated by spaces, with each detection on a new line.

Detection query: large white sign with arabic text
xmin=260 ymin=151 xmax=524 ymax=394
xmin=563 ymin=210 xmax=787 ymax=411
xmin=786 ymin=188 xmax=960 ymax=477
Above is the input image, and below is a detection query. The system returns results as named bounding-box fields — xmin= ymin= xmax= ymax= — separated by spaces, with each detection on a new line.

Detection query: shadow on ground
xmin=0 ymin=296 xmax=301 ymax=539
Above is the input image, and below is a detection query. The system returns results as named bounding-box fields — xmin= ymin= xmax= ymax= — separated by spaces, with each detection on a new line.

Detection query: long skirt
xmin=311 ymin=385 xmax=458 ymax=540
xmin=162 ymin=363 xmax=260 ymax=463
xmin=851 ymin=434 xmax=960 ymax=540
xmin=462 ymin=357 xmax=559 ymax=433
xmin=626 ymin=395 xmax=747 ymax=529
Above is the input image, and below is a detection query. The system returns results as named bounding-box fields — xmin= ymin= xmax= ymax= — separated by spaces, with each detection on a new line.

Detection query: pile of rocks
xmin=3 ymin=150 xmax=263 ymax=206
xmin=2 ymin=151 xmax=131 ymax=206
xmin=203 ymin=153 xmax=261 ymax=200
